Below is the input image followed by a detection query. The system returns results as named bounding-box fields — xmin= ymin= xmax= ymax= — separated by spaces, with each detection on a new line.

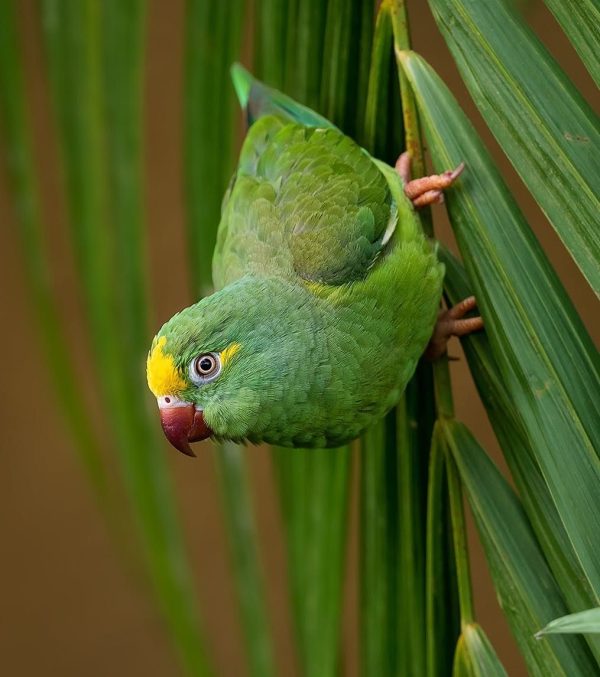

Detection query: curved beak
xmin=157 ymin=397 xmax=211 ymax=457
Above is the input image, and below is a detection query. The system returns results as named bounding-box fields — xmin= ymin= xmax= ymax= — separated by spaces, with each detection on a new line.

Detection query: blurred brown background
xmin=1 ymin=1 xmax=598 ymax=675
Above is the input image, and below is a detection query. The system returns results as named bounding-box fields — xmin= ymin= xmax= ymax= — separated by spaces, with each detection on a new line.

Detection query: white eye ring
xmin=189 ymin=352 xmax=222 ymax=384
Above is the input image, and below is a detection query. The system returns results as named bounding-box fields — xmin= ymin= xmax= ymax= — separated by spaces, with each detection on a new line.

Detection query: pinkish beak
xmin=158 ymin=400 xmax=211 ymax=457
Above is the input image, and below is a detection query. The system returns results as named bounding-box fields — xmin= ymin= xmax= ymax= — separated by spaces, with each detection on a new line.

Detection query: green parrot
xmin=146 ymin=65 xmax=481 ymax=455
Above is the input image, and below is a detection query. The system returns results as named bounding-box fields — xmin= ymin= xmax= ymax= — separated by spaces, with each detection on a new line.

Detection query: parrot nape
xmin=146 ymin=65 xmax=483 ymax=456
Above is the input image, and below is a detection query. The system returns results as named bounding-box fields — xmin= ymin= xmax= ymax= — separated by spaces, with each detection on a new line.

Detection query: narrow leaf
xmin=399 ymin=50 xmax=600 ymax=600
xmin=101 ymin=0 xmax=149 ymax=365
xmin=442 ymin=251 xmax=600 ymax=662
xmin=360 ymin=416 xmax=399 ymax=677
xmin=40 ymin=3 xmax=211 ymax=673
xmin=387 ymin=6 xmax=459 ymax=674
xmin=321 ymin=0 xmax=374 ymax=136
xmin=444 ymin=432 xmax=474 ymax=626
xmin=257 ymin=4 xmax=361 ymax=674
xmin=255 ymin=0 xmax=288 ymax=88
xmin=429 ymin=0 xmax=600 ymax=294
xmin=0 ymin=0 xmax=110 ymax=506
xmin=453 ymin=624 xmax=508 ymax=677
xmin=280 ymin=446 xmax=352 ymax=677
xmin=215 ymin=444 xmax=275 ymax=677
xmin=184 ymin=0 xmax=244 ymax=295
xmin=543 ymin=0 xmax=600 ymax=88
xmin=537 ymin=608 xmax=600 ymax=638
xmin=443 ymin=420 xmax=597 ymax=676
xmin=286 ymin=0 xmax=328 ymax=109
xmin=185 ymin=5 xmax=278 ymax=675
xmin=426 ymin=428 xmax=459 ymax=677
xmin=360 ymin=16 xmax=400 ymax=676
xmin=397 ymin=373 xmax=451 ymax=677
xmin=360 ymin=7 xmax=430 ymax=675
xmin=361 ymin=4 xmax=404 ymax=163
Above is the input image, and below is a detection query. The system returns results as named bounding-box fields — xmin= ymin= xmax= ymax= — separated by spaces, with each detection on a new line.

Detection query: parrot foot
xmin=395 ymin=151 xmax=465 ymax=208
xmin=425 ymin=296 xmax=484 ymax=361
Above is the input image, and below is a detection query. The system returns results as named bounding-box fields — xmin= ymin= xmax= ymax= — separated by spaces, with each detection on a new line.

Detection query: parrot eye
xmin=190 ymin=353 xmax=221 ymax=384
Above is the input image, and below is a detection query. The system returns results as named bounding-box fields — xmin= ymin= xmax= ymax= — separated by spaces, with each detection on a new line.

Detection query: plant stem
xmin=425 ymin=428 xmax=460 ymax=676
xmin=390 ymin=1 xmax=454 ymax=421
xmin=215 ymin=444 xmax=276 ymax=677
xmin=445 ymin=442 xmax=475 ymax=625
xmin=0 ymin=0 xmax=118 ymax=530
xmin=433 ymin=356 xmax=455 ymax=419
xmin=258 ymin=5 xmax=361 ymax=675
xmin=184 ymin=0 xmax=244 ymax=296
xmin=40 ymin=3 xmax=211 ymax=672
xmin=390 ymin=0 xmax=473 ymax=634
xmin=388 ymin=0 xmax=432 ymax=235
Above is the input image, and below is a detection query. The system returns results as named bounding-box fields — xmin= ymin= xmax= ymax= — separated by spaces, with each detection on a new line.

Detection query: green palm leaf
xmin=185 ymin=0 xmax=244 ymax=296
xmin=429 ymin=0 xmax=600 ymax=295
xmin=453 ymin=624 xmax=508 ymax=677
xmin=4 ymin=1 xmax=600 ymax=674
xmin=543 ymin=0 xmax=600 ymax=88
xmin=442 ymin=251 xmax=600 ymax=662
xmin=214 ymin=443 xmax=275 ymax=677
xmin=425 ymin=429 xmax=460 ymax=677
xmin=253 ymin=4 xmax=365 ymax=674
xmin=538 ymin=608 xmax=600 ymax=638
xmin=399 ymin=50 xmax=600 ymax=601
xmin=184 ymin=4 xmax=275 ymax=675
xmin=0 ymin=0 xmax=110 ymax=508
xmin=40 ymin=2 xmax=211 ymax=673
xmin=443 ymin=420 xmax=596 ymax=675
xmin=360 ymin=10 xmax=403 ymax=677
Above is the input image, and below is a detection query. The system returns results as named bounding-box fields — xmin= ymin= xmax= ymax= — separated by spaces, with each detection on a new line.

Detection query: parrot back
xmin=213 ymin=115 xmax=398 ymax=289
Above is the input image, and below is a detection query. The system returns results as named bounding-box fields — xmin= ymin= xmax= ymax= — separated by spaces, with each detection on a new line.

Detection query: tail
xmin=230 ymin=63 xmax=334 ymax=129
xmin=231 ymin=62 xmax=253 ymax=110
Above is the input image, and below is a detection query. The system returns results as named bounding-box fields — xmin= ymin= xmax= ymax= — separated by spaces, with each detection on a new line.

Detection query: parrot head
xmin=146 ymin=276 xmax=311 ymax=455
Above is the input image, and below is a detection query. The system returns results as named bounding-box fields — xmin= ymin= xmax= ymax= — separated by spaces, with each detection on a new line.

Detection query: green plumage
xmin=149 ymin=67 xmax=444 ymax=448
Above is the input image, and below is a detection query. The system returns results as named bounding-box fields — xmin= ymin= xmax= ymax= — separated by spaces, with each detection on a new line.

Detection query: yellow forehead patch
xmin=146 ymin=336 xmax=187 ymax=397
xmin=220 ymin=342 xmax=241 ymax=368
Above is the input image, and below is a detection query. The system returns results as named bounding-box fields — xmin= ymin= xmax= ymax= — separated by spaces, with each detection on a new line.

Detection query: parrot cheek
xmin=157 ymin=396 xmax=212 ymax=457
xmin=203 ymin=387 xmax=261 ymax=440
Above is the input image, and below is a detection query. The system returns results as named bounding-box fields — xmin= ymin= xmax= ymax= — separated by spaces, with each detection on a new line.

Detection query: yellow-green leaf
xmin=453 ymin=624 xmax=507 ymax=677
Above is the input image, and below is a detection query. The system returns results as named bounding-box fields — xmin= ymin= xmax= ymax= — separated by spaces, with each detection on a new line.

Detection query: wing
xmin=212 ymin=115 xmax=395 ymax=289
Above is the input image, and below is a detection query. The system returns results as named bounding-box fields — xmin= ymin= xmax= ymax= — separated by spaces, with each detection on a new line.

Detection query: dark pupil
xmin=198 ymin=356 xmax=214 ymax=373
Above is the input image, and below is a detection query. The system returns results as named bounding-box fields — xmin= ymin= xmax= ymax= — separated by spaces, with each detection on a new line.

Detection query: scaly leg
xmin=396 ymin=152 xmax=479 ymax=357
xmin=425 ymin=296 xmax=484 ymax=361
xmin=395 ymin=151 xmax=465 ymax=209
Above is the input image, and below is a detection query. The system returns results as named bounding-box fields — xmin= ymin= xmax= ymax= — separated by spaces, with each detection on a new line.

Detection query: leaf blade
xmin=429 ymin=0 xmax=600 ymax=294
xmin=215 ymin=444 xmax=276 ymax=677
xmin=442 ymin=251 xmax=600 ymax=663
xmin=543 ymin=0 xmax=600 ymax=88
xmin=453 ymin=624 xmax=508 ymax=677
xmin=184 ymin=0 xmax=245 ymax=295
xmin=537 ymin=608 xmax=600 ymax=638
xmin=0 ymin=0 xmax=111 ymax=508
xmin=40 ymin=2 xmax=212 ymax=672
xmin=399 ymin=50 xmax=600 ymax=600
xmin=443 ymin=420 xmax=597 ymax=676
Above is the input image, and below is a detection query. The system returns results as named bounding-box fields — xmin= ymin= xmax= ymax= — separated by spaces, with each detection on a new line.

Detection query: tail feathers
xmin=230 ymin=62 xmax=334 ymax=129
xmin=231 ymin=62 xmax=252 ymax=110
